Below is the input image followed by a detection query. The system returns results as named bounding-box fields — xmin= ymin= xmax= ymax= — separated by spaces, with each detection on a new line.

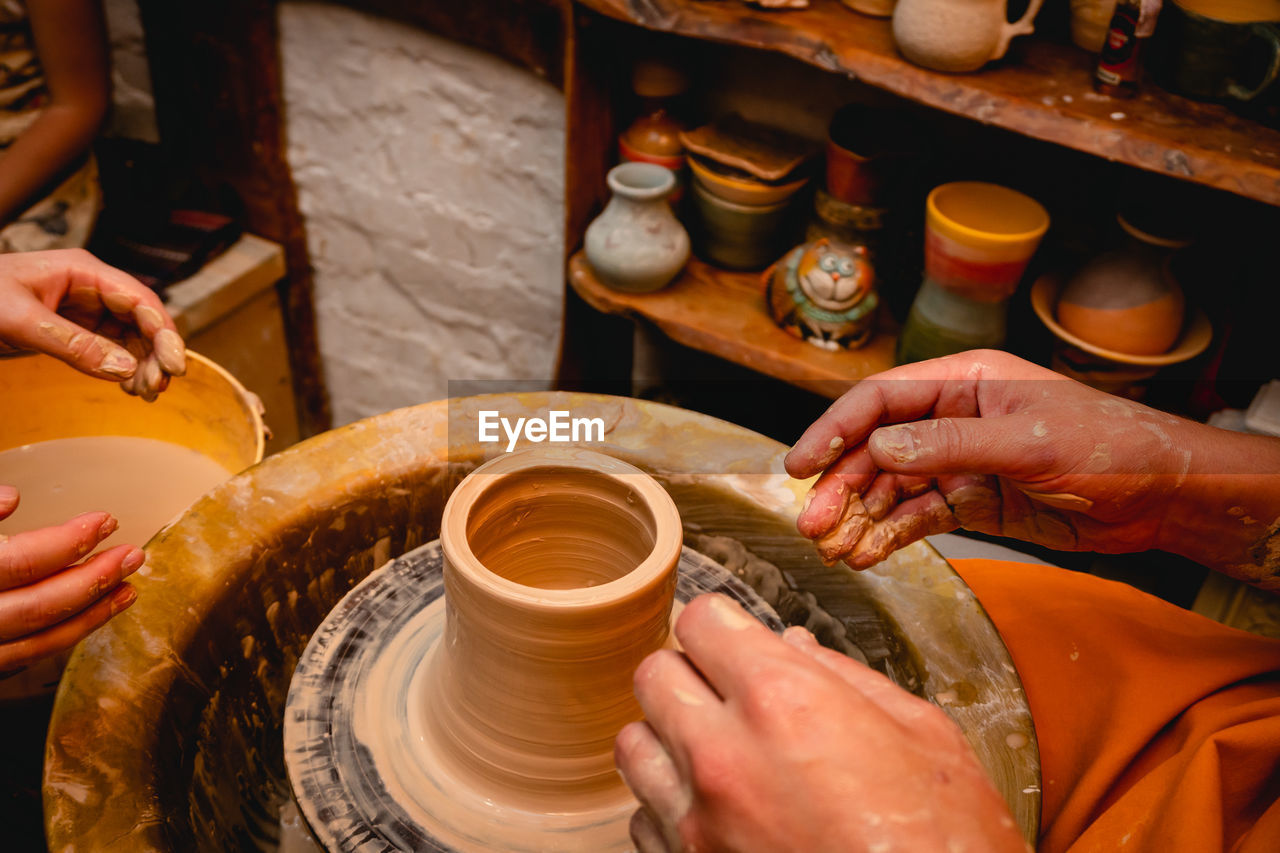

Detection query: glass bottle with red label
xmin=1095 ymin=0 xmax=1163 ymax=97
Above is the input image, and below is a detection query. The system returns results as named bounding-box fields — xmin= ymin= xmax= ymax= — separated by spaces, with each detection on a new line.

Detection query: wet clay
xmin=357 ymin=448 xmax=683 ymax=847
xmin=0 ymin=436 xmax=235 ymax=550
xmin=427 ymin=454 xmax=680 ymax=804
xmin=153 ymin=329 xmax=187 ymax=376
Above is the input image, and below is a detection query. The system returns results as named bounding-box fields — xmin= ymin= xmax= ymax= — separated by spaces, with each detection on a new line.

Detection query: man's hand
xmin=0 ymin=486 xmax=141 ymax=672
xmin=0 ymin=249 xmax=186 ymax=400
xmin=615 ymin=594 xmax=1026 ymax=853
xmin=784 ymin=350 xmax=1224 ymax=569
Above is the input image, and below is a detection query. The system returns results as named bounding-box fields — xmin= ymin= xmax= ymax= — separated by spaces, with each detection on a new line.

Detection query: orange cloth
xmin=950 ymin=559 xmax=1280 ymax=853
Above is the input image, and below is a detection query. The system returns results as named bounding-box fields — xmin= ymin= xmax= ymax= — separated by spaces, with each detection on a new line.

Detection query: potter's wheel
xmin=45 ymin=394 xmax=1039 ymax=851
xmin=284 ymin=541 xmax=784 ymax=852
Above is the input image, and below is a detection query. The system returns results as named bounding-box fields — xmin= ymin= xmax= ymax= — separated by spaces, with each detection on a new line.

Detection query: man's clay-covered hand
xmin=0 ymin=248 xmax=186 ymax=400
xmin=784 ymin=350 xmax=1280 ymax=585
xmin=0 ymin=486 xmax=140 ymax=672
xmin=614 ymin=593 xmax=1028 ymax=853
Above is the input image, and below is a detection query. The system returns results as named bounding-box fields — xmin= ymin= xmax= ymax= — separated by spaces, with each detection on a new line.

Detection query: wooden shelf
xmin=568 ymin=250 xmax=897 ymax=397
xmin=579 ymin=0 xmax=1280 ymax=207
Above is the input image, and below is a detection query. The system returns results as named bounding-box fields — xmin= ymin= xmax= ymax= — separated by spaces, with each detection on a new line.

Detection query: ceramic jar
xmin=893 ymin=0 xmax=1046 ymax=72
xmin=586 ymin=163 xmax=690 ymax=292
xmin=897 ymin=182 xmax=1048 ymax=363
xmin=620 ymin=110 xmax=685 ymax=166
xmin=427 ymin=447 xmax=682 ymax=801
xmin=1149 ymin=0 xmax=1280 ymax=103
xmin=825 ymin=104 xmax=918 ymax=207
xmin=1071 ymin=0 xmax=1119 ymax=51
xmin=1055 ymin=215 xmax=1188 ymax=356
xmin=920 ymin=182 xmax=1049 ymax=302
xmin=688 ymin=181 xmax=796 ymax=271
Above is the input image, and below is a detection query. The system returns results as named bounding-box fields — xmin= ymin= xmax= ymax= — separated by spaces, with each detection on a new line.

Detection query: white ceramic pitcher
xmin=893 ymin=0 xmax=1046 ymax=72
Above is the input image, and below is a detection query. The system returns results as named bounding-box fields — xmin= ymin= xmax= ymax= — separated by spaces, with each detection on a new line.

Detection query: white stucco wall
xmin=279 ymin=2 xmax=566 ymax=426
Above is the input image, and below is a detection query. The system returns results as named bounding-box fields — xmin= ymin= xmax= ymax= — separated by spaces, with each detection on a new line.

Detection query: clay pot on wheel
xmin=425 ymin=447 xmax=683 ymax=804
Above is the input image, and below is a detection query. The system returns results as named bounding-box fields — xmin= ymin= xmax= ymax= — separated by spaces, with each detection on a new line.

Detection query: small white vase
xmin=585 ymin=162 xmax=690 ymax=292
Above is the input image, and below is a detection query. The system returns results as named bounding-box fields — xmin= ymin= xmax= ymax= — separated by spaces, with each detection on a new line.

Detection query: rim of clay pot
xmin=619 ymin=135 xmax=685 ymax=168
xmin=1117 ymin=213 xmax=1193 ymax=250
xmin=607 ymin=161 xmax=676 ymax=201
xmin=440 ymin=447 xmax=682 ymax=610
xmin=928 ymin=181 xmax=1049 ymax=244
xmin=688 ymin=155 xmax=808 ymax=205
xmin=690 ymin=178 xmax=790 ymax=213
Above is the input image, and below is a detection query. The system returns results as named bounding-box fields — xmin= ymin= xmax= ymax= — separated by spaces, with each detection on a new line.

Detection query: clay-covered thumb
xmin=868 ymin=417 xmax=1033 ymax=479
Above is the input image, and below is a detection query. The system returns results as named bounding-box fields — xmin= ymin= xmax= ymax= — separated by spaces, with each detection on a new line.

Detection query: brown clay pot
xmin=425 ymin=447 xmax=682 ymax=804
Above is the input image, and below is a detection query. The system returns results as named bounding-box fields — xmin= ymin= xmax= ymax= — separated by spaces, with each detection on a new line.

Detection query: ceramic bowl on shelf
xmin=688 ymin=155 xmax=809 ymax=206
xmin=1031 ymin=273 xmax=1212 ymax=366
xmin=1055 ymin=250 xmax=1186 ymax=356
xmin=1069 ymin=0 xmax=1117 ymax=52
xmin=688 ymin=180 xmax=796 ymax=271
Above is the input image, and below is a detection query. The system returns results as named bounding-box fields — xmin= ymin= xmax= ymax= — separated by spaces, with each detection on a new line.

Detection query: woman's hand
xmin=0 ymin=485 xmax=140 ymax=672
xmin=0 ymin=248 xmax=186 ymax=400
xmin=615 ymin=594 xmax=1027 ymax=853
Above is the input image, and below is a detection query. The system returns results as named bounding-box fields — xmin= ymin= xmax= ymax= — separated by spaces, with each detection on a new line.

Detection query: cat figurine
xmin=765 ymin=238 xmax=877 ymax=350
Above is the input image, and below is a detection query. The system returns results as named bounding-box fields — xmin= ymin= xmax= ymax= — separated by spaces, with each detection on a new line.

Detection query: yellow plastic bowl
xmin=0 ymin=350 xmax=264 ymax=469
xmin=0 ymin=350 xmax=263 ymax=698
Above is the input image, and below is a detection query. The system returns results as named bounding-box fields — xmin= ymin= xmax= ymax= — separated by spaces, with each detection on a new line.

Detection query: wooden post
xmin=136 ymin=0 xmax=331 ymax=437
